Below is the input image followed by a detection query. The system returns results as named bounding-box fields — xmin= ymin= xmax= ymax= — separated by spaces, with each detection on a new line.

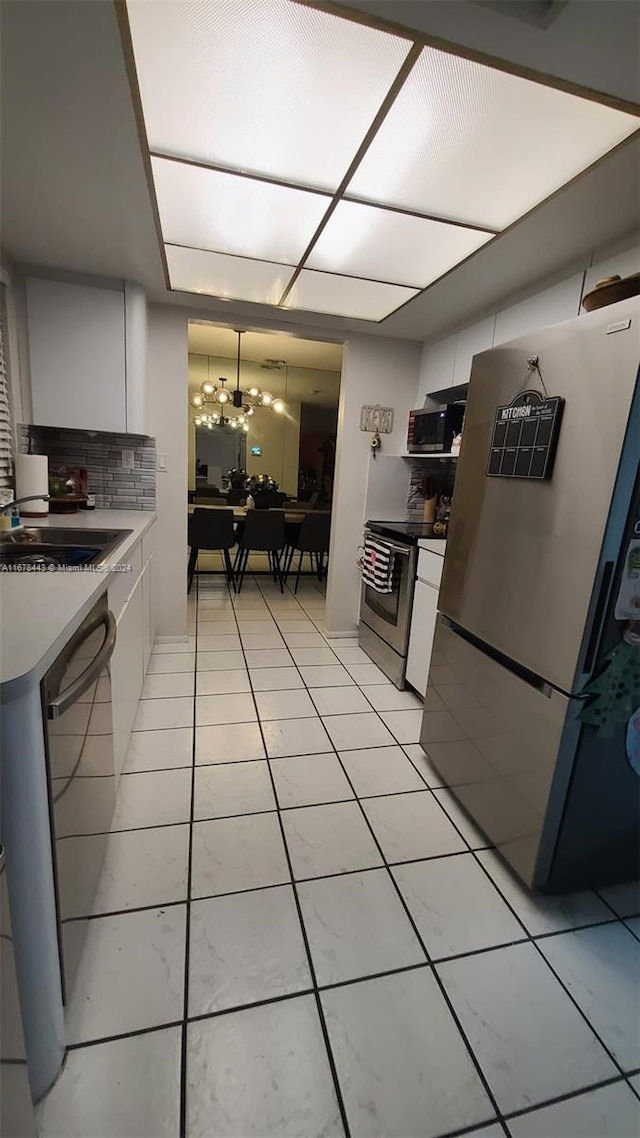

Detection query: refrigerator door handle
xmin=583 ymin=560 xmax=615 ymax=675
xmin=443 ymin=616 xmax=554 ymax=697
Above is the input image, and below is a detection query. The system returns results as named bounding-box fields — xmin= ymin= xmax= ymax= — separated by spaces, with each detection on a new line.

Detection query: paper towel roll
xmin=15 ymin=454 xmax=49 ymax=515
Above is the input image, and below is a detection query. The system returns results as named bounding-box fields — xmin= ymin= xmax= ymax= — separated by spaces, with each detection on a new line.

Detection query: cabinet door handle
xmin=47 ymin=611 xmax=117 ymax=719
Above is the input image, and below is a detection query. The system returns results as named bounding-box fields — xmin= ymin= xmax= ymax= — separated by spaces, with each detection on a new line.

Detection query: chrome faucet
xmin=0 ymin=494 xmax=50 ymax=514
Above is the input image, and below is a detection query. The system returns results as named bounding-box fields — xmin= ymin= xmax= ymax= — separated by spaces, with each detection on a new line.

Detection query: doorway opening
xmin=187 ymin=322 xmax=342 ymax=587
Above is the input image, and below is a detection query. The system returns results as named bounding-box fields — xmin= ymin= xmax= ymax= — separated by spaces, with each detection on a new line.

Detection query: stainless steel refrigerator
xmin=420 ymin=296 xmax=640 ymax=891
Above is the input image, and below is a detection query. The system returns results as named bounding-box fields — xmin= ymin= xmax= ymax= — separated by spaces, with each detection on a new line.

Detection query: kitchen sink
xmin=0 ymin=528 xmax=132 ymax=569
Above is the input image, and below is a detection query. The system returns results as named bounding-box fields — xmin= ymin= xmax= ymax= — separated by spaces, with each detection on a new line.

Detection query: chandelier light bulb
xmin=201 ymin=381 xmax=214 ymax=395
xmin=272 ymin=399 xmax=285 ymax=414
xmin=207 ymin=422 xmax=213 ymax=430
xmin=217 ymin=389 xmax=229 ymax=404
xmin=243 ymin=423 xmax=249 ymax=432
xmin=261 ymin=391 xmax=273 ymax=406
xmin=247 ymin=386 xmax=260 ymax=398
xmin=191 ymin=393 xmax=203 ymax=407
xmin=245 ymin=407 xmax=254 ymax=417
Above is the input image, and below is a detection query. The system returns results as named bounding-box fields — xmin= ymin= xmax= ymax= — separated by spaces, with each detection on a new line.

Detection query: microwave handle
xmin=47 ymin=610 xmax=117 ymax=719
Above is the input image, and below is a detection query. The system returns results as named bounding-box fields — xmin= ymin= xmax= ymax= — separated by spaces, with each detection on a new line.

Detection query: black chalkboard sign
xmin=487 ymin=389 xmax=564 ymax=480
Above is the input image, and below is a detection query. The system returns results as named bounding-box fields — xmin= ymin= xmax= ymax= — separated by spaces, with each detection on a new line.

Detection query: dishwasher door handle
xmin=47 ymin=610 xmax=117 ymax=719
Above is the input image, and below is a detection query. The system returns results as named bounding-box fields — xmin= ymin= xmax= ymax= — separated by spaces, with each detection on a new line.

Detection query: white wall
xmin=146 ymin=305 xmax=188 ymax=637
xmin=325 ymin=334 xmax=422 ymax=636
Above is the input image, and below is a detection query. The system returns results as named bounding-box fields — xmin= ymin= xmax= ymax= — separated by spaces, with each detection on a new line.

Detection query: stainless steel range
xmin=358 ymin=521 xmax=435 ymax=688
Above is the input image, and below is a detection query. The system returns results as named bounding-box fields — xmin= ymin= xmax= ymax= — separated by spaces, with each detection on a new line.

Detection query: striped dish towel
xmin=361 ymin=534 xmax=395 ymax=593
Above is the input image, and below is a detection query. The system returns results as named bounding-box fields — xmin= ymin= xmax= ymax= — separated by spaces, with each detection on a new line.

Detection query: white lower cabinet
xmin=141 ymin=560 xmax=153 ymax=676
xmin=406 ymin=579 xmax=439 ymax=698
xmin=109 ymin=533 xmax=156 ymax=782
xmin=110 ymin=579 xmax=144 ymax=782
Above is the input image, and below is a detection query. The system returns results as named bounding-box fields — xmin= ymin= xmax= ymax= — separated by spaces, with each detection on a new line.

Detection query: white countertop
xmin=0 ymin=510 xmax=156 ymax=698
xmin=418 ymin=538 xmax=447 ymax=555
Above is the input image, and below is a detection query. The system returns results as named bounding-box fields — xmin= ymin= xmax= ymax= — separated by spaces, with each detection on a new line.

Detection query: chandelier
xmin=191 ymin=329 xmax=285 ymax=431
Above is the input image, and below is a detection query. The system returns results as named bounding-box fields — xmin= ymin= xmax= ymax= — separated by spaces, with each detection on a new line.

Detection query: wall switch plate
xmin=157 ymin=453 xmax=167 ymax=472
xmin=122 ymin=448 xmax=135 ymax=470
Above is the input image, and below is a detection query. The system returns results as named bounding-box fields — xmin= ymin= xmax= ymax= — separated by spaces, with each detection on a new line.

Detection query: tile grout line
xmin=178 ymin=574 xmax=200 ymax=1138
xmin=466 ymin=843 xmax=632 ymax=1083
xmin=252 ymin=574 xmax=640 ymax=1124
xmin=202 ymin=576 xmax=639 ymax=1103
xmin=290 ymin=696 xmax=508 ymax=1130
xmin=227 ymin=576 xmax=354 ymax=1138
xmin=246 ymin=575 xmax=510 ymax=1129
xmin=55 ymin=576 xmax=637 ymax=1135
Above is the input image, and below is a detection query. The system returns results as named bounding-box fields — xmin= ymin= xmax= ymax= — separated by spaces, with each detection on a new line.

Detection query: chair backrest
xmin=194 ymin=495 xmax=227 ymax=507
xmin=238 ymin=509 xmax=285 ymax=551
xmin=307 ymin=490 xmax=320 ymax=509
xmin=189 ymin=507 xmax=235 ymax=550
xmin=295 ymin=511 xmax=331 ymax=553
xmin=195 ymin=485 xmax=221 ymax=497
xmin=253 ymin=489 xmax=281 ymax=509
xmin=227 ymin=489 xmax=247 ymax=505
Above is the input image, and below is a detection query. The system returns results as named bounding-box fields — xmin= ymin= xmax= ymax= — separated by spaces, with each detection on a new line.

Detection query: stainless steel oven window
xmin=361 ymin=538 xmax=417 ymax=657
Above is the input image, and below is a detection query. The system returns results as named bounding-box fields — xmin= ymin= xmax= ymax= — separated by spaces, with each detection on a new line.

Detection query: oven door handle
xmin=364 ymin=532 xmax=411 ymax=557
xmin=47 ymin=611 xmax=117 ymax=719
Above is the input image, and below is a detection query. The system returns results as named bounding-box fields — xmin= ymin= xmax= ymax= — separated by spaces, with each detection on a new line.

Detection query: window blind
xmin=0 ymin=289 xmax=13 ymax=490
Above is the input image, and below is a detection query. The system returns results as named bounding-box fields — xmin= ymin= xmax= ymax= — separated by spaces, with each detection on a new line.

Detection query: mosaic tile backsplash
xmin=406 ymin=457 xmax=457 ymax=522
xmin=19 ymin=425 xmax=156 ymax=511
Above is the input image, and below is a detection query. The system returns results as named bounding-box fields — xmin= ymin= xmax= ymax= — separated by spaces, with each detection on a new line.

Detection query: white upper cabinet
xmin=452 ymin=316 xmax=495 ymax=387
xmin=26 ymin=277 xmax=147 ymax=434
xmin=494 ymin=275 xmax=583 ymax=346
xmin=417 ymin=335 xmax=456 ymax=400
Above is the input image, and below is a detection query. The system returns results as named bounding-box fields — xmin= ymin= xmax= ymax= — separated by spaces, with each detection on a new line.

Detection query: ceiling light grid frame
xmin=121 ymin=0 xmax=640 ymax=322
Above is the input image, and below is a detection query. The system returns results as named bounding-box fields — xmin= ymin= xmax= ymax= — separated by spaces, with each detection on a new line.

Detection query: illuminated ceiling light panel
xmin=151 ymin=157 xmax=330 ymax=265
xmin=166 ymin=246 xmax=294 ymax=306
xmin=282 ymin=270 xmax=418 ymax=321
xmin=126 ymin=0 xmax=410 ymax=191
xmin=347 ymin=46 xmax=639 ymax=231
xmin=307 ymin=199 xmax=493 ymax=287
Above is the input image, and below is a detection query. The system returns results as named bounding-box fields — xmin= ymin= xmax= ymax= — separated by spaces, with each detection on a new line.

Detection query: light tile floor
xmin=38 ymin=573 xmax=640 ymax=1138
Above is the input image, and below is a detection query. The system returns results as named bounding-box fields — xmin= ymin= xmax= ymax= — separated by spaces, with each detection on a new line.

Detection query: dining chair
xmin=283 ymin=511 xmax=331 ymax=593
xmin=188 ymin=508 xmax=236 ymax=593
xmin=234 ymin=510 xmax=285 ymax=593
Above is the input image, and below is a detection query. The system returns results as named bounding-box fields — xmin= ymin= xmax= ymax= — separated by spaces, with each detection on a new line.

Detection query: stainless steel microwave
xmin=406 ymin=404 xmax=465 ymax=453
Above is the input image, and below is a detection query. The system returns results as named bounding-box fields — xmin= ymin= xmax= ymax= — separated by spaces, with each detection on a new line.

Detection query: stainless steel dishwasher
xmin=42 ymin=594 xmax=117 ymax=1002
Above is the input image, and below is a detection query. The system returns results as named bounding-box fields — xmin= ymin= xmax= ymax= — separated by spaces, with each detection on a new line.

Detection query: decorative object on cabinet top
xmin=582 ymin=273 xmax=640 ymax=312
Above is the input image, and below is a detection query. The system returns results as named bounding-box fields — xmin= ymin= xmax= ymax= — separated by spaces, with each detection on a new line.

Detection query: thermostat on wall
xmin=251 ymin=446 xmax=262 ymax=456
